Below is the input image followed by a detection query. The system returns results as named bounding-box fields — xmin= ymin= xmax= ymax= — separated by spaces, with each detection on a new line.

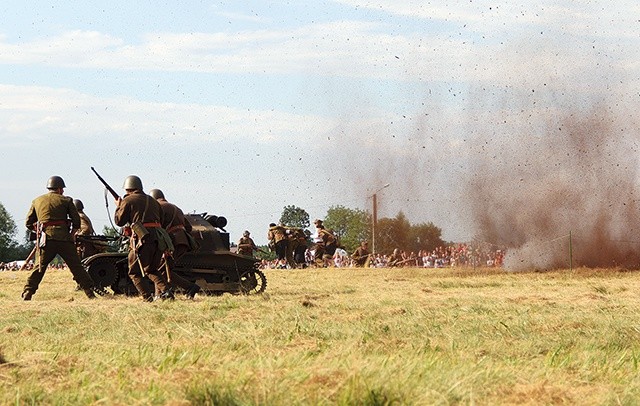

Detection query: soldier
xmin=149 ymin=188 xmax=201 ymax=299
xmin=114 ymin=176 xmax=173 ymax=302
xmin=73 ymin=198 xmax=105 ymax=291
xmin=237 ymin=230 xmax=258 ymax=257
xmin=285 ymin=227 xmax=308 ymax=269
xmin=73 ymin=199 xmax=102 ymax=259
xmin=267 ymin=223 xmax=288 ymax=268
xmin=387 ymin=248 xmax=402 ymax=267
xmin=352 ymin=240 xmax=371 ymax=267
xmin=21 ymin=176 xmax=100 ymax=300
xmin=314 ymin=219 xmax=338 ymax=267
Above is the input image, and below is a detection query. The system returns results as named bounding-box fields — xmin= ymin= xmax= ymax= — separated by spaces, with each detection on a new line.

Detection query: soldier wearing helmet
xmin=149 ymin=188 xmax=201 ymax=299
xmin=114 ymin=176 xmax=173 ymax=302
xmin=237 ymin=230 xmax=257 ymax=257
xmin=21 ymin=176 xmax=100 ymax=300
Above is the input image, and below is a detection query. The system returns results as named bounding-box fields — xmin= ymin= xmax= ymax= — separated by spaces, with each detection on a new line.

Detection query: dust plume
xmin=466 ymin=106 xmax=640 ymax=270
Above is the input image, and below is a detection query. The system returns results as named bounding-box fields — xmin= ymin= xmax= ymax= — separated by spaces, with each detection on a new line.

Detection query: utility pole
xmin=371 ymin=183 xmax=390 ymax=255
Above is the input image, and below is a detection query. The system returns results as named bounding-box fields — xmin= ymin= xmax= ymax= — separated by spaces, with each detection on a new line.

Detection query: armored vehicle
xmin=81 ymin=213 xmax=266 ymax=296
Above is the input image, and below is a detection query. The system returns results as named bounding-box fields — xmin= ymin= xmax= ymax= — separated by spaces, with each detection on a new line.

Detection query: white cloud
xmin=0 ymin=84 xmax=334 ymax=144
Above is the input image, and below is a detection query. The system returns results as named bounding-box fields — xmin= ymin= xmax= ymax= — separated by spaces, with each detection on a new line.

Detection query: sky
xmin=1 ymin=1 xmax=640 ymax=251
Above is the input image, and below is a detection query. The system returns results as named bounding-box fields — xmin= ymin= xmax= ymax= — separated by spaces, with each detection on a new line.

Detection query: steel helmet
xmin=122 ymin=175 xmax=143 ymax=191
xmin=47 ymin=176 xmax=66 ymax=189
xmin=149 ymin=189 xmax=165 ymax=199
xmin=73 ymin=199 xmax=84 ymax=211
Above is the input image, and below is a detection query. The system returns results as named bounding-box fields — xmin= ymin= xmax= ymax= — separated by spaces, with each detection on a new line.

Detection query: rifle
xmin=389 ymin=257 xmax=418 ymax=267
xmin=19 ymin=246 xmax=37 ymax=271
xmin=91 ymin=167 xmax=120 ymax=200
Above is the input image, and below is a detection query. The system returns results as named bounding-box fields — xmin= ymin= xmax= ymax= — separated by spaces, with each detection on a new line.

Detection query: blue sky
xmin=1 ymin=1 xmax=639 ymax=247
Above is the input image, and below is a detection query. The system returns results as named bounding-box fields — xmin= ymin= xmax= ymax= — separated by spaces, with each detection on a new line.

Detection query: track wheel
xmin=239 ymin=269 xmax=267 ymax=294
xmin=86 ymin=258 xmax=118 ymax=289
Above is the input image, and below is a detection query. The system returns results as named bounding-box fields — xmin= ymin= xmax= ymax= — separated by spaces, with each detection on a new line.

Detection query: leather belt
xmin=143 ymin=222 xmax=162 ymax=228
xmin=40 ymin=220 xmax=69 ymax=227
xmin=167 ymin=224 xmax=185 ymax=233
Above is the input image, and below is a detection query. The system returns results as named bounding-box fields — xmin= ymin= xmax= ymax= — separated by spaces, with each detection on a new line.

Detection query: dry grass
xmin=1 ymin=266 xmax=640 ymax=404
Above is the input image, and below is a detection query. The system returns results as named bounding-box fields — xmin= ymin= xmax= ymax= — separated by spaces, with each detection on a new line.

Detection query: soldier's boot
xmin=158 ymin=289 xmax=175 ymax=301
xmin=185 ymin=284 xmax=201 ymax=300
xmin=21 ymin=290 xmax=33 ymax=301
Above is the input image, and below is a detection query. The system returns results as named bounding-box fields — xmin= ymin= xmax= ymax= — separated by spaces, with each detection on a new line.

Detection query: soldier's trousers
xmin=24 ymin=240 xmax=95 ymax=295
xmin=128 ymin=239 xmax=169 ymax=299
xmin=156 ymin=243 xmax=198 ymax=295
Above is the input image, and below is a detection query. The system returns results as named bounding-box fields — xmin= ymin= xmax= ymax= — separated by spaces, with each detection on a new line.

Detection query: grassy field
xmin=1 ymin=266 xmax=640 ymax=405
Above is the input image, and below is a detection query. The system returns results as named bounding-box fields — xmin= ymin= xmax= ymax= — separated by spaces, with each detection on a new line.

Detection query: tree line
xmin=278 ymin=204 xmax=445 ymax=255
xmin=0 ymin=202 xmax=34 ymax=262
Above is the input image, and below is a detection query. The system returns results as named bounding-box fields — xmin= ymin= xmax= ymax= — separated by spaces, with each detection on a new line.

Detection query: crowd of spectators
xmin=4 ymin=243 xmax=504 ymax=272
xmin=0 ymin=261 xmax=68 ymax=271
xmin=258 ymin=242 xmax=505 ymax=269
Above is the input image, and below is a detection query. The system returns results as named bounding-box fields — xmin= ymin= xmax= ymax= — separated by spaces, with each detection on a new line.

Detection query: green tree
xmin=376 ymin=211 xmax=411 ymax=254
xmin=409 ymin=222 xmax=445 ymax=253
xmin=279 ymin=205 xmax=310 ymax=229
xmin=0 ymin=202 xmax=19 ymax=261
xmin=323 ymin=205 xmax=370 ymax=253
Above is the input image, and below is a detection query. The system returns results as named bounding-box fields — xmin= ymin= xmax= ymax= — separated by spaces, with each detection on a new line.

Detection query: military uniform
xmin=22 ymin=178 xmax=97 ymax=300
xmin=352 ymin=242 xmax=370 ymax=267
xmin=267 ymin=224 xmax=288 ymax=263
xmin=317 ymin=226 xmax=337 ymax=258
xmin=150 ymin=189 xmax=200 ymax=299
xmin=387 ymin=249 xmax=402 ymax=267
xmin=114 ymin=188 xmax=171 ymax=301
xmin=293 ymin=230 xmax=308 ymax=268
xmin=76 ymin=208 xmax=102 ymax=259
xmin=237 ymin=233 xmax=257 ymax=257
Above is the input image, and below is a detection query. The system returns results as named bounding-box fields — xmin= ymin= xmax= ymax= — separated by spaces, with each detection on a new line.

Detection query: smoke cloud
xmin=466 ymin=105 xmax=640 ymax=270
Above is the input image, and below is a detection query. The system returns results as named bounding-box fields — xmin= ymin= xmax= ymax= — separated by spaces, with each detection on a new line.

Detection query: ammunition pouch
xmin=130 ymin=222 xmax=149 ymax=240
xmin=156 ymin=228 xmax=175 ymax=254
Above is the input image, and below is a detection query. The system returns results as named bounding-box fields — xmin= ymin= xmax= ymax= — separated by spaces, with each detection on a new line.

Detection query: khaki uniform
xmin=267 ymin=225 xmax=288 ymax=261
xmin=317 ymin=228 xmax=337 ymax=258
xmin=352 ymin=245 xmax=370 ymax=267
xmin=237 ymin=236 xmax=257 ymax=256
xmin=76 ymin=211 xmax=101 ymax=259
xmin=156 ymin=198 xmax=199 ymax=295
xmin=294 ymin=231 xmax=308 ymax=267
xmin=23 ymin=191 xmax=96 ymax=298
xmin=114 ymin=190 xmax=169 ymax=300
xmin=387 ymin=251 xmax=402 ymax=267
